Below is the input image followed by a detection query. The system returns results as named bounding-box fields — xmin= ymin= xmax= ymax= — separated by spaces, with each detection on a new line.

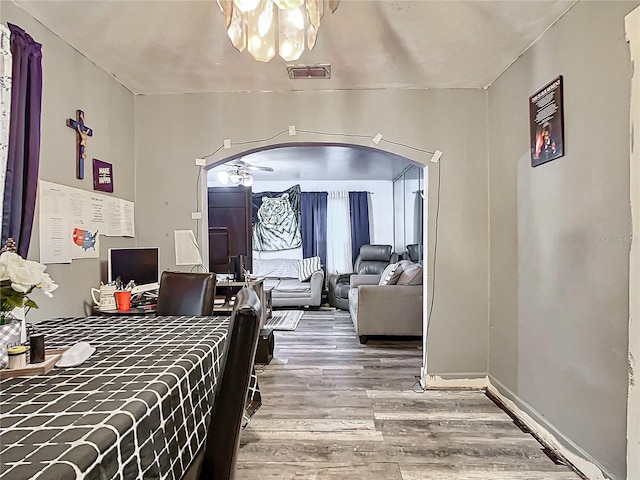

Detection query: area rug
xmin=265 ymin=310 xmax=304 ymax=331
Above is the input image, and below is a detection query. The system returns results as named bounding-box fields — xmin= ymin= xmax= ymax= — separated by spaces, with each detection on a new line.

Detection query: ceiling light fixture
xmin=217 ymin=0 xmax=340 ymax=62
xmin=218 ymin=167 xmax=254 ymax=186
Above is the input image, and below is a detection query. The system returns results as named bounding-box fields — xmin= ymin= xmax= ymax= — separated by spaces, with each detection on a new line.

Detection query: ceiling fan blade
xmin=228 ymin=159 xmax=273 ymax=172
xmin=245 ymin=165 xmax=274 ymax=172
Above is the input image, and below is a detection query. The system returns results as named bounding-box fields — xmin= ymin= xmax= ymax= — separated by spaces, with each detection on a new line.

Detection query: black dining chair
xmin=155 ymin=271 xmax=217 ymax=316
xmin=198 ymin=286 xmax=262 ymax=480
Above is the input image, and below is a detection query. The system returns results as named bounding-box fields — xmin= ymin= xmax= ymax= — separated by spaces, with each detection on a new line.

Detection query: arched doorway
xmin=203 ymin=141 xmax=430 ymax=382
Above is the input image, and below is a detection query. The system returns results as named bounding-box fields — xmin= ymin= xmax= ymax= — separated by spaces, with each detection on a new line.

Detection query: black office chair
xmin=155 ymin=271 xmax=217 ymax=316
xmin=198 ymin=287 xmax=262 ymax=480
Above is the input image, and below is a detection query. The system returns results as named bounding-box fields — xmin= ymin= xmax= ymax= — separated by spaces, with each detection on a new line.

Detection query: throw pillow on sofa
xmin=297 ymin=256 xmax=322 ymax=281
xmin=396 ymin=260 xmax=423 ymax=285
xmin=378 ymin=262 xmax=402 ymax=286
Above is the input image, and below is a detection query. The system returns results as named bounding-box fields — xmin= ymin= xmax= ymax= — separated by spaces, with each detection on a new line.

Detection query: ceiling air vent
xmin=287 ymin=64 xmax=331 ymax=80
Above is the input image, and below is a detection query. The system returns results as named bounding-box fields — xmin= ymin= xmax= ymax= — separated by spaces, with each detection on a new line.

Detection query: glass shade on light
xmin=217 ymin=0 xmax=338 ymax=62
xmin=218 ymin=171 xmax=230 ymax=184
xmin=306 ymin=0 xmax=322 ymax=49
xmin=274 ymin=0 xmax=304 ymax=9
xmin=241 ymin=174 xmax=254 ymax=186
xmin=234 ymin=0 xmax=261 ymax=13
xmin=307 ymin=0 xmax=321 ymax=28
xmin=218 ymin=169 xmax=254 ymax=186
xmin=228 ymin=7 xmax=248 ymax=51
xmin=248 ymin=0 xmax=276 ymax=62
xmin=278 ymin=7 xmax=305 ymax=61
xmin=229 ymin=172 xmax=243 ymax=184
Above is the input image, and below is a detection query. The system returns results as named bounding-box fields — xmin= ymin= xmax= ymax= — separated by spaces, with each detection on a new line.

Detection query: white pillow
xmin=297 ymin=256 xmax=322 ymax=282
xmin=378 ymin=262 xmax=402 ymax=286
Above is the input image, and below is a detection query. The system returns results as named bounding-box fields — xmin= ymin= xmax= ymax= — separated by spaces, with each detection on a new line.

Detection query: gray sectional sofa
xmin=348 ymin=260 xmax=424 ymax=343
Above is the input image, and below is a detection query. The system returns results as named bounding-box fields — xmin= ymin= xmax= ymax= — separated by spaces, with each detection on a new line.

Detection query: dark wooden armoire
xmin=207 ymin=186 xmax=252 ymax=276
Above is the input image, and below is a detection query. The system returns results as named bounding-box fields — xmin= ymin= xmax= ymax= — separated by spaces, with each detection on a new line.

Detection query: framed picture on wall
xmin=529 ymin=75 xmax=565 ymax=167
xmin=92 ymin=158 xmax=114 ymax=193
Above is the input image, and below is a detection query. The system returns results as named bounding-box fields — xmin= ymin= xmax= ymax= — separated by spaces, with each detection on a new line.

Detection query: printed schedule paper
xmin=39 ymin=181 xmax=136 ymax=264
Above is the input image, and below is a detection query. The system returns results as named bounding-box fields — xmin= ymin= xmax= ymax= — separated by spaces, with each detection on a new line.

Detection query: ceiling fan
xmin=218 ymin=160 xmax=274 ymax=187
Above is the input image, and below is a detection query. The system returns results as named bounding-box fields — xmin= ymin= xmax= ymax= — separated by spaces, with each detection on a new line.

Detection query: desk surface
xmin=0 ymin=315 xmax=260 ymax=480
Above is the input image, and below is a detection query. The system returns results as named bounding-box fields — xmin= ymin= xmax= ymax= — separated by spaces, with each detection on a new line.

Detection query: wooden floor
xmin=237 ymin=310 xmax=583 ymax=479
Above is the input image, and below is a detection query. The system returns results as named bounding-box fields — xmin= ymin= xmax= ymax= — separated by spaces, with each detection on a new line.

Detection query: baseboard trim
xmin=487 ymin=375 xmax=615 ymax=480
xmin=421 ymin=372 xmax=617 ymax=480
xmin=423 ymin=373 xmax=489 ymax=389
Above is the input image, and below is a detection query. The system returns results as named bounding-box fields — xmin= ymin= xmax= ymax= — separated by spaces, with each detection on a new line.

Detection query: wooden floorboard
xmin=237 ymin=310 xmax=583 ymax=479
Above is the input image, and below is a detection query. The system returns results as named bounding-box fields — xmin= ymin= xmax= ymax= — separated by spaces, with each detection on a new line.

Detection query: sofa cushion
xmin=396 ymin=260 xmax=423 ymax=285
xmin=272 ymin=290 xmax=313 ymax=299
xmin=263 ymin=278 xmax=281 ymax=290
xmin=253 ymin=258 xmax=299 ymax=279
xmin=275 ymin=278 xmax=311 ymax=293
xmin=297 ymin=256 xmax=321 ymax=281
xmin=378 ymin=262 xmax=402 ymax=286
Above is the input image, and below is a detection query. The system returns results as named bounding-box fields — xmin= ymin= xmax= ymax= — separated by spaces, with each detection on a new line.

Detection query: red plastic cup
xmin=114 ymin=291 xmax=131 ymax=311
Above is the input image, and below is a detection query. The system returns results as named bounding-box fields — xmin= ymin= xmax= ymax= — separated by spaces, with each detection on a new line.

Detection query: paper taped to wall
xmin=174 ymin=230 xmax=203 ymax=266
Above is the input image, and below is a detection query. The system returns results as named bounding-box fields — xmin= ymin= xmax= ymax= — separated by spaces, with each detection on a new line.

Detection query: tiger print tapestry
xmin=252 ymin=184 xmax=302 ymax=251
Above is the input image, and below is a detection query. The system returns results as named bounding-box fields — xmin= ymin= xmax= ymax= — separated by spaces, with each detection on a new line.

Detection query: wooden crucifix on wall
xmin=67 ymin=110 xmax=93 ymax=179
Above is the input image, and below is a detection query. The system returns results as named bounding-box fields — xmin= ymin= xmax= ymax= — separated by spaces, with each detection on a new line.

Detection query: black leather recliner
xmin=327 ymin=244 xmax=399 ymax=310
xmin=402 ymin=244 xmax=423 ymax=263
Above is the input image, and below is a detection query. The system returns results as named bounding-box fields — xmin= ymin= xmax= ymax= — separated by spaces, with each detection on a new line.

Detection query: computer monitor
xmin=108 ymin=247 xmax=159 ymax=291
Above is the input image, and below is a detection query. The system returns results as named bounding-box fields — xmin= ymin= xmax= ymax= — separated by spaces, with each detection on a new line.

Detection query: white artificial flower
xmin=0 ymin=251 xmax=58 ymax=300
xmin=37 ymin=272 xmax=59 ymax=297
xmin=0 ymin=251 xmax=14 ymax=281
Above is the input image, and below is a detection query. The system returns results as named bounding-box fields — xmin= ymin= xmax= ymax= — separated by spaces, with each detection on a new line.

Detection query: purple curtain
xmin=1 ymin=24 xmax=42 ymax=257
xmin=349 ymin=191 xmax=370 ymax=265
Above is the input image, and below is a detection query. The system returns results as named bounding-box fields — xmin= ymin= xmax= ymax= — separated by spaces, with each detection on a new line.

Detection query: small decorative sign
xmin=92 ymin=158 xmax=113 ymax=193
xmin=529 ymin=75 xmax=565 ymax=167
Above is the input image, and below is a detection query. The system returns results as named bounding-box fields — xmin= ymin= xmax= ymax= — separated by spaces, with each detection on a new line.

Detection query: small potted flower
xmin=0 ymin=239 xmax=58 ymax=323
xmin=0 ymin=239 xmax=58 ymax=368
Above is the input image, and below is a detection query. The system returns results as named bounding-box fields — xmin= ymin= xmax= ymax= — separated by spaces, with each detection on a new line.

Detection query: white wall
xmin=1 ymin=4 xmax=136 ymax=321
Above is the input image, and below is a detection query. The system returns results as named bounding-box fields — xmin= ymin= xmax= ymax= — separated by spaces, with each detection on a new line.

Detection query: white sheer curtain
xmin=326 ymin=191 xmax=352 ymax=275
xmin=0 ymin=24 xmax=12 ymax=225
